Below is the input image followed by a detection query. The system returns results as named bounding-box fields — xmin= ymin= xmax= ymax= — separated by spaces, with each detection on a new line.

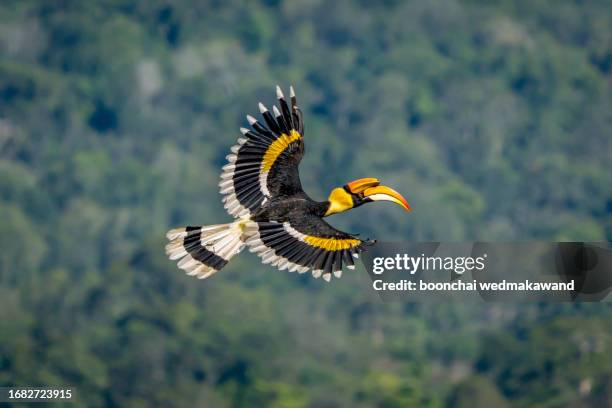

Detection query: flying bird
xmin=166 ymin=86 xmax=411 ymax=282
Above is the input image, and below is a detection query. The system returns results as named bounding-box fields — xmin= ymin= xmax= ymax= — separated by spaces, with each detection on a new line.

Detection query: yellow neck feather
xmin=325 ymin=188 xmax=354 ymax=216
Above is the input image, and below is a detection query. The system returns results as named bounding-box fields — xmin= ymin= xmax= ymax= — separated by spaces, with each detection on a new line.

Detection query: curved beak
xmin=363 ymin=185 xmax=411 ymax=212
xmin=346 ymin=177 xmax=380 ymax=193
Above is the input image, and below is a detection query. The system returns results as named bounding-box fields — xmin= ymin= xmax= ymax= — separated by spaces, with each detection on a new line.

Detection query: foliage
xmin=1 ymin=0 xmax=611 ymax=406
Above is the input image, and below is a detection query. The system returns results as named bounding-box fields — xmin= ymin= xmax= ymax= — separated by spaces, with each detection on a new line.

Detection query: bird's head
xmin=324 ymin=177 xmax=411 ymax=216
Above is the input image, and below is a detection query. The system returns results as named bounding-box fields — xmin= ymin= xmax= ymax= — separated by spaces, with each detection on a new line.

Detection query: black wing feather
xmin=220 ymin=86 xmax=306 ymax=218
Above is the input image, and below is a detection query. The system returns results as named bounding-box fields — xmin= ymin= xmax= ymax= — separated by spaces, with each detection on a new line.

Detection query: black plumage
xmin=168 ymin=85 xmax=405 ymax=282
xmin=219 ymin=86 xmax=374 ymax=279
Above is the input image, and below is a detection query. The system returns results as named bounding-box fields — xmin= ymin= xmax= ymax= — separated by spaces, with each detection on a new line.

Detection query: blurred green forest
xmin=1 ymin=0 xmax=611 ymax=406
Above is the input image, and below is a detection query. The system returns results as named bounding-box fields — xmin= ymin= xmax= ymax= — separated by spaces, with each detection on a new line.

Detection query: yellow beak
xmin=346 ymin=177 xmax=380 ymax=193
xmin=363 ymin=185 xmax=411 ymax=212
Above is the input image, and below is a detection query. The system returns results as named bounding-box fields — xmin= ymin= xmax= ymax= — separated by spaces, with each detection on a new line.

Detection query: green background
xmin=1 ymin=0 xmax=611 ymax=406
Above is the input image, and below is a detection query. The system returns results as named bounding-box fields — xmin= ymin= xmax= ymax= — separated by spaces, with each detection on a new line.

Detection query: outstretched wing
xmin=220 ymin=86 xmax=305 ymax=218
xmin=244 ymin=215 xmax=374 ymax=281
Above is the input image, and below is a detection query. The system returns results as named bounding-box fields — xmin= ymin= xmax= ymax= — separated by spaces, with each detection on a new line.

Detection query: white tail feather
xmin=165 ymin=219 xmax=253 ymax=279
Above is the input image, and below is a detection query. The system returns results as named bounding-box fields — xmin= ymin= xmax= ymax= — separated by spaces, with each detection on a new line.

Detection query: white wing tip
xmin=333 ymin=270 xmax=342 ymax=278
xmin=258 ymin=102 xmax=267 ymax=113
xmin=166 ymin=227 xmax=185 ymax=240
xmin=290 ymin=86 xmax=295 ymax=98
xmin=323 ymin=273 xmax=332 ymax=282
xmin=240 ymin=127 xmax=249 ymax=135
xmin=272 ymin=105 xmax=281 ymax=117
xmin=276 ymin=85 xmax=284 ymax=99
xmin=246 ymin=115 xmax=257 ymax=125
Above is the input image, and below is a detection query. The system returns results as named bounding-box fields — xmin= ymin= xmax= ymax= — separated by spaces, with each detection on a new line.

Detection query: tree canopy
xmin=1 ymin=0 xmax=611 ymax=406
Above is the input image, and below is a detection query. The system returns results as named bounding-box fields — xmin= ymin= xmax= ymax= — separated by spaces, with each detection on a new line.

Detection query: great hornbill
xmin=166 ymin=86 xmax=411 ymax=282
